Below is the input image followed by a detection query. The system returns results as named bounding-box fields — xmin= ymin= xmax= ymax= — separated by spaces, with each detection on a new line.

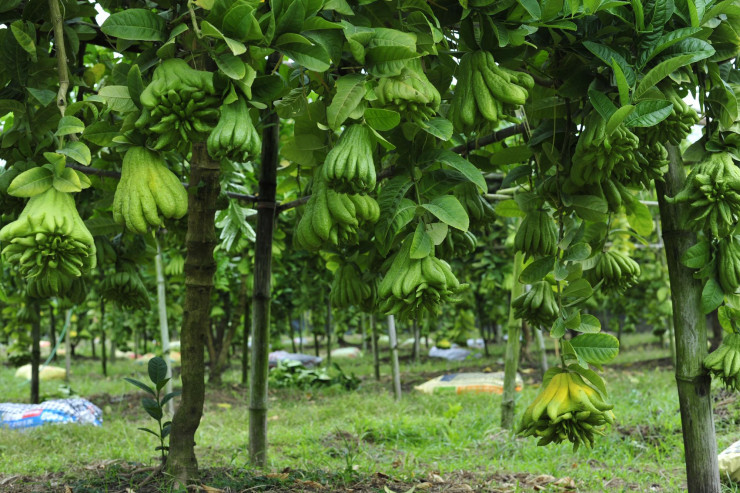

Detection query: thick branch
xmin=48 ymin=0 xmax=69 ymax=117
xmin=450 ymin=124 xmax=526 ymax=154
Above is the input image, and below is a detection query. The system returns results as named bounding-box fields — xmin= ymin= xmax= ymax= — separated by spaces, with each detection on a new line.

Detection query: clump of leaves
xmin=269 ymin=361 xmax=360 ymax=391
xmin=124 ymin=356 xmax=180 ymax=464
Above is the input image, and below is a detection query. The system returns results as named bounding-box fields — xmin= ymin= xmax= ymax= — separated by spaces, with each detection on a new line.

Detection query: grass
xmin=0 ymin=332 xmax=737 ymax=491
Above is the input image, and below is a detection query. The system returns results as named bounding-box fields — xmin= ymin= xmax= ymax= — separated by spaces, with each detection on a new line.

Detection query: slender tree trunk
xmin=325 ymin=297 xmax=332 ymax=367
xmin=476 ymin=297 xmax=489 ymax=357
xmin=155 ymin=236 xmax=175 ymax=416
xmin=387 ymin=315 xmax=401 ymax=400
xmin=64 ymin=310 xmax=71 ymax=381
xmin=49 ymin=309 xmax=57 ymax=362
xmin=166 ymin=141 xmax=220 ymax=484
xmin=299 ymin=312 xmax=305 ymax=353
xmin=100 ymin=300 xmax=107 ymax=377
xmin=371 ymin=314 xmax=380 ymax=381
xmin=314 ymin=331 xmax=320 ymax=358
xmin=501 ymin=251 xmax=525 ymax=429
xmin=248 ymin=105 xmax=279 ymax=467
xmin=656 ymin=145 xmax=720 ymax=492
xmin=109 ymin=310 xmax=116 ymax=363
xmin=361 ymin=313 xmax=367 ymax=352
xmin=412 ymin=320 xmax=420 ymax=363
xmin=30 ymin=307 xmax=40 ymax=404
xmin=535 ymin=327 xmax=548 ymax=375
xmin=242 ymin=301 xmax=250 ymax=386
xmin=290 ymin=314 xmax=297 ymax=353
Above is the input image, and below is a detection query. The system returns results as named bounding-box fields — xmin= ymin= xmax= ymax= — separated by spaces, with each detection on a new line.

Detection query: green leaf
xmin=562 ymin=278 xmax=593 ymax=298
xmin=55 ymin=116 xmax=85 ymax=137
xmin=425 ymin=222 xmax=448 ymax=245
xmin=634 ymin=54 xmax=709 ymax=100
xmin=409 ymin=222 xmax=433 ymax=259
xmin=626 ymin=199 xmax=654 ymax=236
xmin=126 ymin=65 xmax=144 ymax=109
xmin=123 ymin=377 xmax=156 ymax=397
xmin=52 ymin=167 xmax=83 ymax=193
xmin=567 ymin=195 xmax=608 ymax=221
xmin=279 ymin=43 xmax=331 ymax=72
xmin=573 ymin=313 xmax=601 ymax=333
xmin=569 ymin=333 xmax=620 ymax=364
xmin=639 ymin=27 xmax=702 ymax=66
xmin=57 ymin=141 xmax=91 ymax=166
xmin=420 ymin=118 xmax=453 ymax=141
xmin=605 ymin=104 xmax=635 ymax=135
xmin=520 ymin=257 xmax=556 ymax=284
xmin=201 ymin=21 xmax=247 ymax=55
xmin=567 ymin=364 xmax=608 ymax=396
xmin=563 ymin=243 xmax=591 ymax=261
xmin=11 ymin=21 xmax=36 ymax=62
xmin=160 ymin=391 xmax=181 ymax=407
xmin=424 ymin=150 xmax=487 ymax=192
xmin=587 ymin=89 xmax=617 ymax=122
xmin=623 ymin=99 xmax=674 ymax=127
xmin=611 ymin=58 xmax=630 ymax=106
xmin=364 ymin=108 xmax=400 ymax=131
xmin=327 ymin=74 xmax=366 ymax=130
xmin=98 ymin=85 xmax=137 ymax=113
xmin=365 ymin=28 xmax=418 ymax=77
xmin=215 ymin=53 xmax=246 ymax=80
xmin=489 ymin=146 xmax=533 ymax=166
xmin=101 ymin=9 xmax=166 ymax=42
xmin=82 ymin=122 xmax=119 ymax=147
xmin=222 ymin=3 xmax=257 ymax=41
xmin=7 ymin=167 xmax=53 ymax=198
xmin=681 ymin=239 xmax=710 ymax=269
xmin=421 ymin=195 xmax=469 ymax=231
xmin=494 ymin=199 xmax=525 ymax=218
xmin=148 ymin=357 xmax=168 ymax=385
xmin=582 ymin=41 xmax=636 ymax=84
xmin=26 ymin=88 xmax=55 ymax=106
xmin=517 ymin=0 xmax=541 ymax=19
xmin=701 ymin=278 xmax=725 ymax=314
xmin=142 ymin=397 xmax=163 ymax=420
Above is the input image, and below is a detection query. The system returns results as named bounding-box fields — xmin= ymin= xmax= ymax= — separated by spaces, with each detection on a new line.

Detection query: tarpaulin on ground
xmin=0 ymin=398 xmax=103 ymax=430
xmin=414 ymin=372 xmax=523 ymax=395
xmin=268 ymin=351 xmax=322 ymax=368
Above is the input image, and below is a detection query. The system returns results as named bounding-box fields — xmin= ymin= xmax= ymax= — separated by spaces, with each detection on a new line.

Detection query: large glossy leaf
xmin=10 ymin=21 xmax=36 ymax=62
xmin=82 ymin=122 xmax=119 ymax=147
xmin=421 ymin=195 xmax=469 ymax=231
xmin=148 ymin=357 xmax=168 ymax=385
xmin=624 ymin=99 xmax=674 ymax=127
xmin=52 ymin=167 xmax=83 ymax=193
xmin=681 ymin=239 xmax=710 ymax=269
xmin=582 ymin=41 xmax=635 ymax=84
xmin=101 ymin=9 xmax=166 ymax=42
xmin=365 ymin=28 xmax=418 ymax=77
xmin=279 ymin=42 xmax=331 ymax=72
xmin=98 ymin=85 xmax=137 ymax=113
xmin=423 ymin=150 xmax=487 ymax=192
xmin=702 ymin=278 xmax=724 ymax=314
xmin=364 ymin=108 xmax=400 ymax=131
xmin=7 ymin=167 xmax=53 ymax=198
xmin=634 ymin=53 xmax=709 ymax=99
xmin=123 ymin=377 xmax=156 ymax=396
xmin=57 ymin=141 xmax=91 ymax=166
xmin=520 ymin=256 xmax=555 ymax=283
xmin=409 ymin=222 xmax=432 ymax=259
xmin=141 ymin=397 xmax=163 ymax=420
xmin=55 ymin=116 xmax=85 ymax=136
xmin=569 ymin=333 xmax=620 ymax=364
xmin=327 ymin=74 xmax=366 ymax=130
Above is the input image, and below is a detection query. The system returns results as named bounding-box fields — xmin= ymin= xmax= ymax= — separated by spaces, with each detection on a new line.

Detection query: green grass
xmin=0 ymin=332 xmax=735 ymax=491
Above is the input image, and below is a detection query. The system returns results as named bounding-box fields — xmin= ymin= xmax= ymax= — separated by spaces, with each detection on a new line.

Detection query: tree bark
xmin=248 ymin=106 xmax=279 ymax=467
xmin=64 ymin=310 xmax=71 ymax=380
xmin=30 ymin=306 xmax=40 ymax=404
xmin=501 ymin=251 xmax=525 ymax=429
xmin=49 ymin=309 xmax=57 ymax=362
xmin=166 ymin=142 xmax=220 ymax=484
xmin=100 ymin=300 xmax=107 ymax=377
xmin=242 ymin=299 xmax=250 ymax=386
xmin=412 ymin=320 xmax=420 ymax=363
xmin=656 ymin=144 xmax=720 ymax=492
xmin=388 ymin=315 xmax=401 ymax=400
xmin=371 ymin=314 xmax=380 ymax=381
xmin=325 ymin=297 xmax=332 ymax=367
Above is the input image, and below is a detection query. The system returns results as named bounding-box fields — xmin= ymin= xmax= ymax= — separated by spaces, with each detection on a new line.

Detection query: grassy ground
xmin=0 ymin=332 xmax=738 ymax=492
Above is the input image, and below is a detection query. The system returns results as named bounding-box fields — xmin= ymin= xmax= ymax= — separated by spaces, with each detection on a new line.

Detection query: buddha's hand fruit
xmin=207 ymin=98 xmax=261 ymax=162
xmin=112 ymin=147 xmax=188 ymax=235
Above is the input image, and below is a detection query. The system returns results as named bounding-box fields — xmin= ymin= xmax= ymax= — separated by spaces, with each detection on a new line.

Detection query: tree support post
xmin=248 ymin=106 xmax=280 ymax=467
xmin=657 ymin=145 xmax=720 ymax=492
xmin=155 ymin=236 xmax=175 ymax=416
xmin=501 ymin=251 xmax=525 ymax=429
xmin=388 ymin=315 xmax=401 ymax=400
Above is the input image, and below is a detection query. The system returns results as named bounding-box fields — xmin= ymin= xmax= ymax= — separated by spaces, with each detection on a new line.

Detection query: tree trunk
xmin=49 ymin=309 xmax=57 ymax=362
xmin=64 ymin=310 xmax=71 ymax=381
xmin=325 ymin=297 xmax=332 ymax=367
xmin=361 ymin=313 xmax=367 ymax=352
xmin=299 ymin=312 xmax=305 ymax=353
xmin=30 ymin=306 xmax=40 ymax=404
xmin=412 ymin=320 xmax=420 ymax=363
xmin=371 ymin=314 xmax=380 ymax=381
xmin=535 ymin=327 xmax=548 ymax=376
xmin=476 ymin=297 xmax=489 ymax=357
xmin=166 ymin=141 xmax=220 ymax=484
xmin=248 ymin=105 xmax=279 ymax=467
xmin=501 ymin=251 xmax=525 ymax=430
xmin=100 ymin=300 xmax=107 ymax=377
xmin=155 ymin=236 xmax=175 ymax=416
xmin=656 ymin=144 xmax=720 ymax=492
xmin=242 ymin=300 xmax=250 ymax=386
xmin=290 ymin=314 xmax=297 ymax=353
xmin=388 ymin=315 xmax=401 ymax=400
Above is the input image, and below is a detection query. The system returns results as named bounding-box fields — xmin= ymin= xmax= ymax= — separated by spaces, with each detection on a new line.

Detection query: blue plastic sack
xmin=0 ymin=398 xmax=103 ymax=430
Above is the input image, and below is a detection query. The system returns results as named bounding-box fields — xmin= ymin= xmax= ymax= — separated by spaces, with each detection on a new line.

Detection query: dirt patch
xmin=614 ymin=423 xmax=677 ymax=447
xmin=0 ymin=464 xmax=587 ymax=493
xmin=610 ymin=357 xmax=674 ymax=371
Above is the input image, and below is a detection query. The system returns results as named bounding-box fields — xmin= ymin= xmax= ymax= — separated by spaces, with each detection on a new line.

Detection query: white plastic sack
xmin=415 ymin=372 xmax=523 ymax=395
xmin=0 ymin=398 xmax=102 ymax=430
xmin=268 ymin=351 xmax=322 ymax=368
xmin=720 ymin=440 xmax=740 ymax=482
xmin=429 ymin=346 xmax=471 ymax=361
xmin=330 ymin=347 xmax=362 ymax=359
xmin=14 ymin=364 xmax=66 ymax=381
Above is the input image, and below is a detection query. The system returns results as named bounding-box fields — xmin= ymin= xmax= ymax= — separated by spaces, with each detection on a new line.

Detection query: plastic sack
xmin=268 ymin=351 xmax=323 ymax=368
xmin=429 ymin=346 xmax=471 ymax=361
xmin=330 ymin=347 xmax=362 ymax=359
xmin=414 ymin=372 xmax=523 ymax=395
xmin=719 ymin=440 xmax=740 ymax=482
xmin=0 ymin=398 xmax=103 ymax=430
xmin=14 ymin=364 xmax=66 ymax=381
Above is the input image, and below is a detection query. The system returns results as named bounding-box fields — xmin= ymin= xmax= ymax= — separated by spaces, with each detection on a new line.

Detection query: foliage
xmin=269 ymin=360 xmax=360 ymax=391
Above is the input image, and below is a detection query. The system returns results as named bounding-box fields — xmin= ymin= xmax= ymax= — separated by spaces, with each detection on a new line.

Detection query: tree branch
xmin=450 ymin=124 xmax=526 ymax=154
xmin=48 ymin=0 xmax=70 ymax=118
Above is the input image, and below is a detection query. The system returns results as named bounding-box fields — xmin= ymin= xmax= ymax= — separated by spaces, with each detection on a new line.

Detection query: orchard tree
xmin=0 ymin=0 xmax=738 ymax=492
